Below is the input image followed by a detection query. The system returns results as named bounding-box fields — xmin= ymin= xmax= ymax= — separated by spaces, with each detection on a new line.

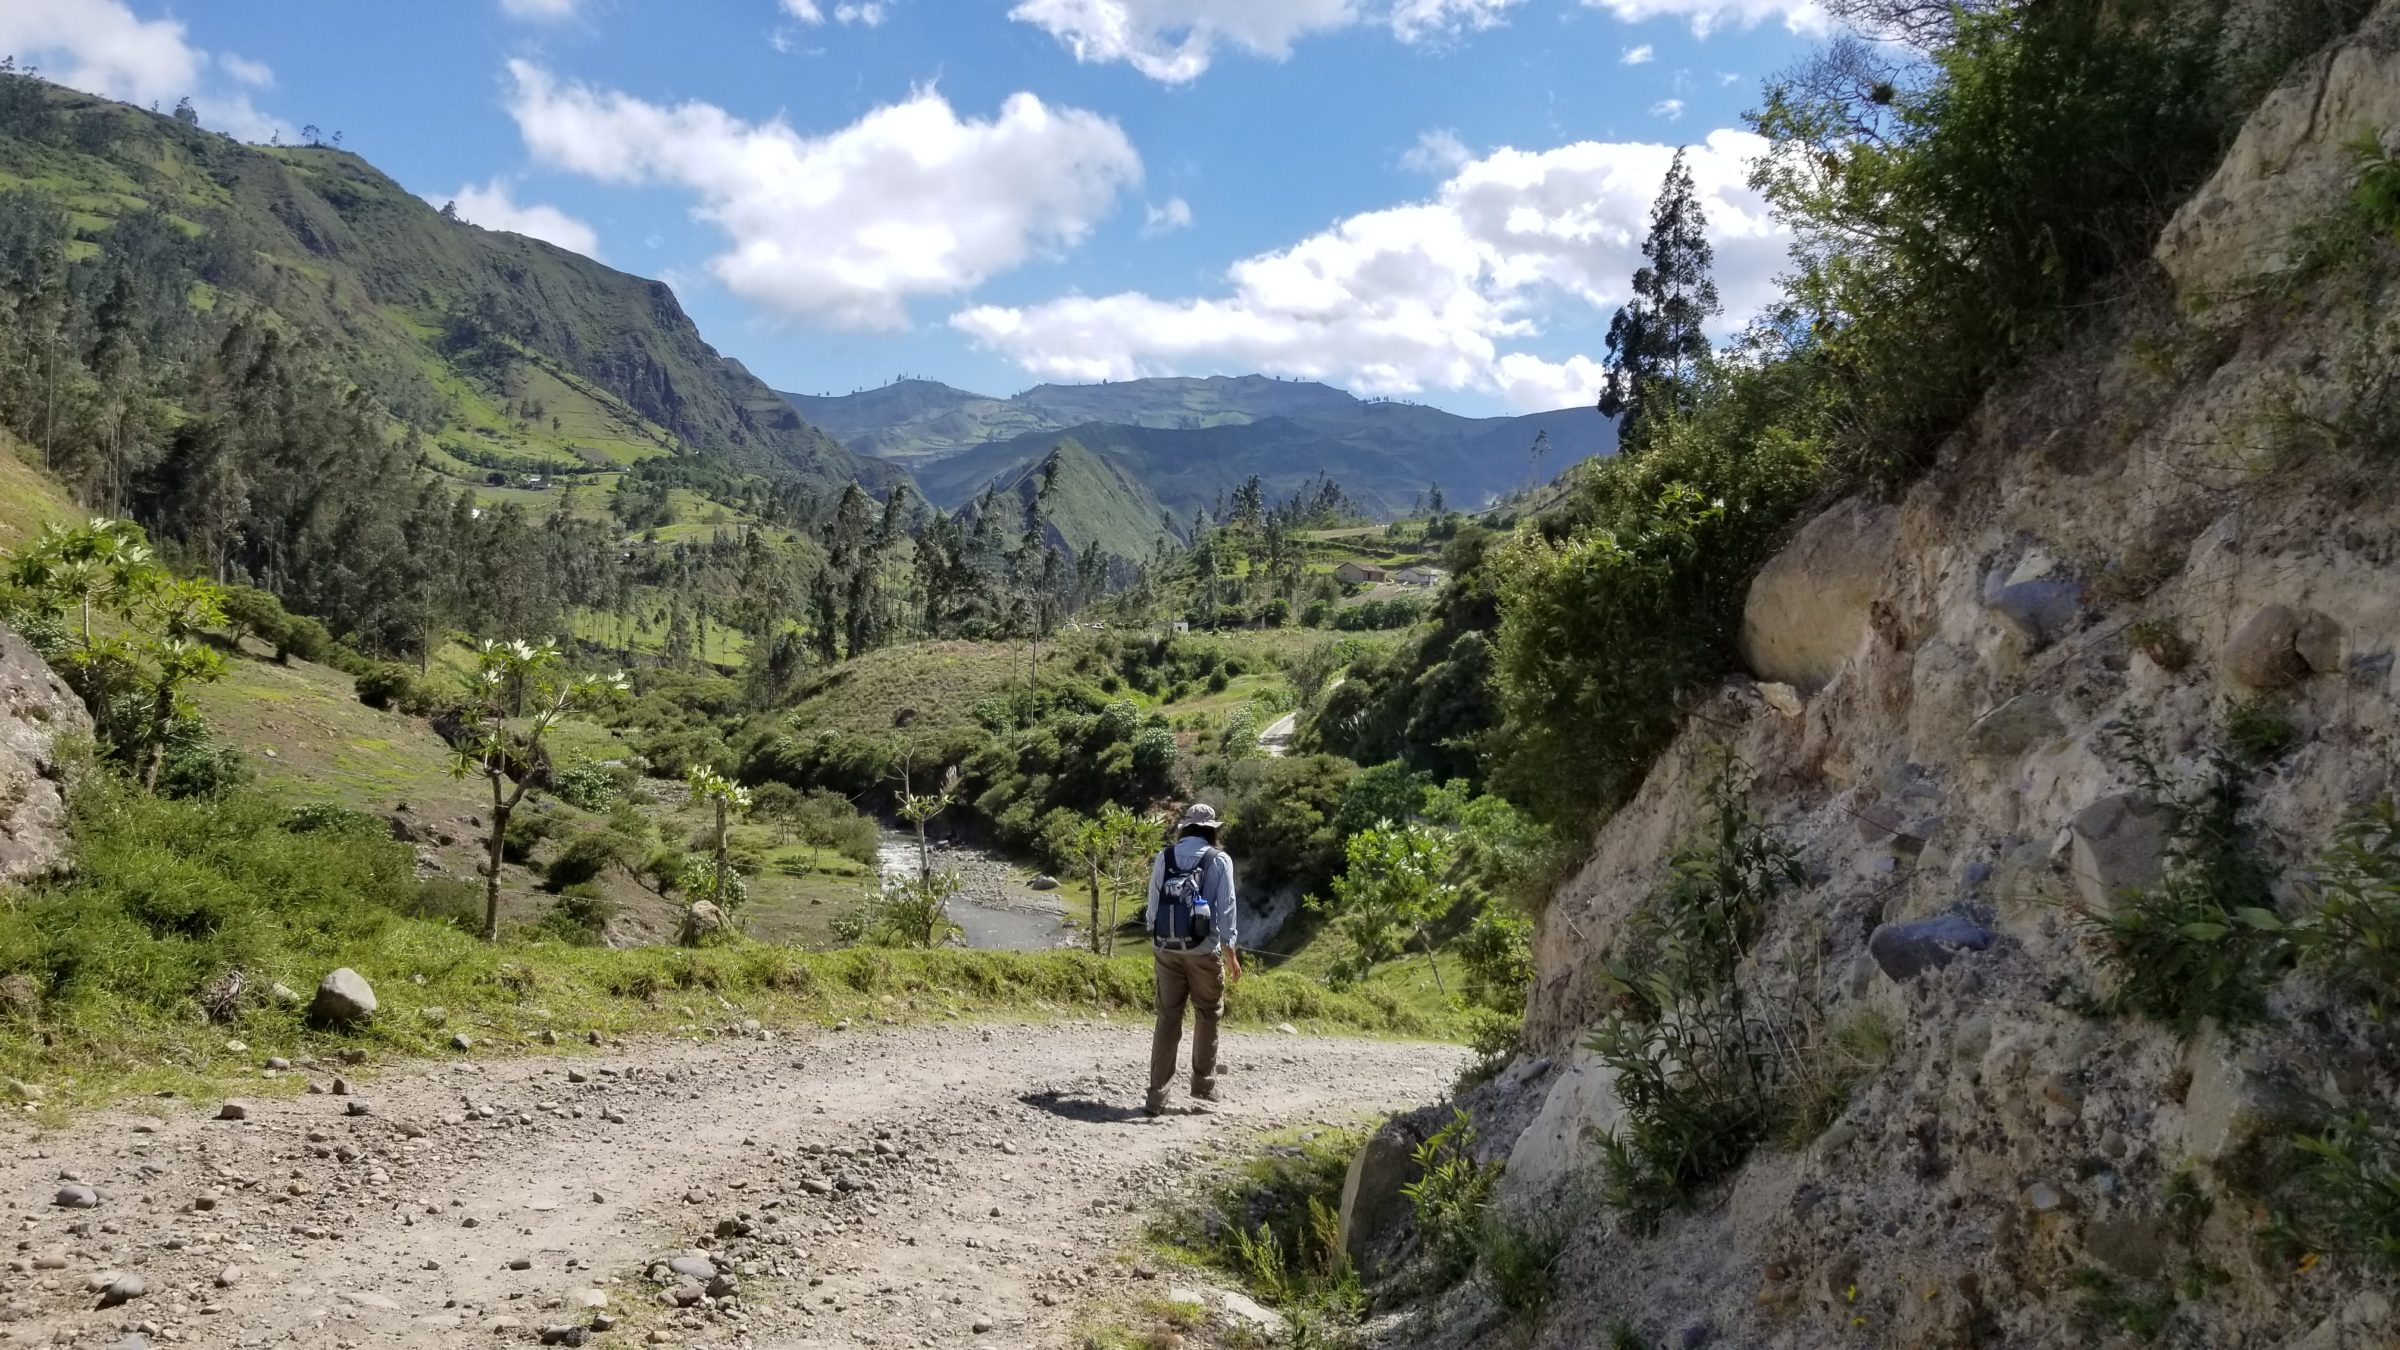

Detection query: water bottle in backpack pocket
xmin=1153 ymin=846 xmax=1214 ymax=945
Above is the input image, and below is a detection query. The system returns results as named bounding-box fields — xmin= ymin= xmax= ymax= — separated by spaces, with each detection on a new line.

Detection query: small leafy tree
xmin=750 ymin=780 xmax=802 ymax=843
xmin=1061 ymin=803 xmax=1168 ymax=955
xmin=1322 ymin=821 xmax=1458 ymax=992
xmin=682 ymin=765 xmax=753 ymax=919
xmin=859 ymin=871 xmax=962 ymax=948
xmin=3 ymin=519 xmax=231 ymax=792
xmin=895 ymin=760 xmax=958 ymax=880
xmin=135 ymin=581 xmax=229 ymax=793
xmin=448 ymin=639 xmax=626 ymax=941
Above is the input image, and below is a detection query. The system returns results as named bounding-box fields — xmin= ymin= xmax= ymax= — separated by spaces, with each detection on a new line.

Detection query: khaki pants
xmin=1148 ymin=946 xmax=1224 ymax=1107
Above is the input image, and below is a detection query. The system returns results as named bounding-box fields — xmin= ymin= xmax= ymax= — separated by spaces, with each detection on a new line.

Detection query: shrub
xmin=500 ymin=810 xmax=557 ymax=865
xmin=549 ymin=761 xmax=619 ymax=812
xmin=2295 ymin=798 xmax=2400 ymax=1015
xmin=2080 ymin=719 xmax=2287 ymax=1030
xmin=1477 ymin=1216 xmax=1563 ymax=1321
xmin=850 ymin=872 xmax=961 ymax=949
xmin=355 ymin=663 xmax=419 ymax=712
xmin=1402 ymin=1109 xmax=1501 ymax=1283
xmin=2127 ymin=618 xmax=2195 ymax=673
xmin=2295 ymin=1116 xmax=2400 ymax=1273
xmin=534 ymin=885 xmax=616 ymax=945
xmin=1151 ymin=1125 xmax=1365 ymax=1317
xmin=543 ymin=832 xmax=626 ymax=891
xmin=1587 ymin=759 xmax=1817 ymax=1229
xmin=1490 ymin=362 xmax=1824 ymax=826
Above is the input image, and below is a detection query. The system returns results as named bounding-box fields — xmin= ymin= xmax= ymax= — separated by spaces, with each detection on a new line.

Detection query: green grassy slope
xmin=0 ymin=81 xmax=895 ymax=508
xmin=961 ymin=438 xmax=1175 ymax=562
xmin=0 ymin=434 xmax=78 ymax=548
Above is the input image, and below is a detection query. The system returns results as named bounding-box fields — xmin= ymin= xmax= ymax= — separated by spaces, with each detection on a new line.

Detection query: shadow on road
xmin=1017 ymin=1090 xmax=1152 ymax=1124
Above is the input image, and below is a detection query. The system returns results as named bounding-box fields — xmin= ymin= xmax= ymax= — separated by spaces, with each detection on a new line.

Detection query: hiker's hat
xmin=1178 ymin=803 xmax=1222 ymax=832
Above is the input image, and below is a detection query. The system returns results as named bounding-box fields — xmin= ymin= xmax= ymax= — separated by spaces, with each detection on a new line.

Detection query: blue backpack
xmin=1152 ymin=846 xmax=1215 ymax=945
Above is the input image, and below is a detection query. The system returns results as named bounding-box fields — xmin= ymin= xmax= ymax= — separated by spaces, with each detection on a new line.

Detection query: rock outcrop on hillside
xmin=1357 ymin=10 xmax=2400 ymax=1347
xmin=0 ymin=624 xmax=89 ymax=883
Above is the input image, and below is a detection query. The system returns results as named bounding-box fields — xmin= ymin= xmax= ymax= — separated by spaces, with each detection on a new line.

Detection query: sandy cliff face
xmin=0 ymin=624 xmax=90 ymax=885
xmin=1434 ymin=11 xmax=2400 ymax=1347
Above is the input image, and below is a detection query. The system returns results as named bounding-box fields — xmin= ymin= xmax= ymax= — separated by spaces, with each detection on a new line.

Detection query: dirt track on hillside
xmin=2 ymin=1023 xmax=1460 ymax=1348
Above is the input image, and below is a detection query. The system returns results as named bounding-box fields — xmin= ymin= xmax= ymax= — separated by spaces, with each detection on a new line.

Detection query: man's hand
xmin=1224 ymin=948 xmax=1244 ymax=986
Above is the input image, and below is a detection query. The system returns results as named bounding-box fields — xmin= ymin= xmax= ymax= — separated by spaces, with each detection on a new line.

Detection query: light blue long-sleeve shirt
xmin=1142 ymin=835 xmax=1237 ymax=952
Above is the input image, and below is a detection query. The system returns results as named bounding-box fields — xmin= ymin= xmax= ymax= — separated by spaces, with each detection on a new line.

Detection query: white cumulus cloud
xmin=499 ymin=0 xmax=583 ymax=19
xmin=1388 ymin=0 xmax=1525 ymax=43
xmin=1401 ymin=128 xmax=1471 ymax=175
xmin=219 ymin=53 xmax=273 ymax=87
xmin=1650 ymin=97 xmax=1685 ymax=120
xmin=439 ymin=179 xmax=604 ymax=260
xmin=833 ymin=1 xmax=890 ymax=22
xmin=0 ymin=0 xmax=284 ymax=140
xmin=505 ymin=63 xmax=1142 ymax=331
xmin=1142 ymin=197 xmax=1194 ymax=236
xmin=1580 ymin=0 xmax=1827 ymax=38
xmin=781 ymin=0 xmax=825 ymax=17
xmin=1620 ymin=42 xmax=1654 ymax=64
xmin=1009 ymin=0 xmax=1524 ymax=83
xmin=951 ymin=128 xmax=1785 ymax=412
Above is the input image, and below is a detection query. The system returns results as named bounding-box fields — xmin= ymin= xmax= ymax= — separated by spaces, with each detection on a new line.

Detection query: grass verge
xmin=0 ymin=775 xmax=1447 ymax=1116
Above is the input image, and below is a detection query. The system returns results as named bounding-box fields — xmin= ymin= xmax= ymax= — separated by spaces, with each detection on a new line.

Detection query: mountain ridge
xmin=1 ymin=79 xmax=890 ymax=500
xmin=782 ymin=375 xmax=1616 ymax=518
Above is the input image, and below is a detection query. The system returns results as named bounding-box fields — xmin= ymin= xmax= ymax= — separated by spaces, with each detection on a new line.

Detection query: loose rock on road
xmin=1 ymin=1022 xmax=1460 ymax=1348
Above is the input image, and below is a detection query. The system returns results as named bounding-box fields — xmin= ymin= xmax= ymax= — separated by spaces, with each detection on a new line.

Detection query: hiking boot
xmin=1143 ymin=1092 xmax=1168 ymax=1118
xmin=1191 ymin=1082 xmax=1220 ymax=1104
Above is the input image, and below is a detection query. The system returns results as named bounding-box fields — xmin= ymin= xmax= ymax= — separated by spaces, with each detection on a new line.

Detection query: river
xmin=873 ymin=830 xmax=1074 ymax=951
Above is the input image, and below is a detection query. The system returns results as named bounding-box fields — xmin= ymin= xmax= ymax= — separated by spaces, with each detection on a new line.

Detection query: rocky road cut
xmin=3 ymin=1023 xmax=1460 ymax=1349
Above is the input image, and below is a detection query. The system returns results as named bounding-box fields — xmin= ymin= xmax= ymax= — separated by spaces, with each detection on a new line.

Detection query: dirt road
xmin=2 ymin=1022 xmax=1460 ymax=1348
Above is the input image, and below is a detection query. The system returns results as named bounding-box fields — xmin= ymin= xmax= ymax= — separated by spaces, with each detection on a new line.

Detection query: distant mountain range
xmin=782 ymin=375 xmax=1615 ymax=522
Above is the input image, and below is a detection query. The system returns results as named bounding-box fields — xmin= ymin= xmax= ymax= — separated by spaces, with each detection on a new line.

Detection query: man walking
xmin=1141 ymin=803 xmax=1241 ymax=1117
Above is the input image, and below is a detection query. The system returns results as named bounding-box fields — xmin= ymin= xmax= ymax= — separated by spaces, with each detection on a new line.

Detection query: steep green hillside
xmin=0 ymin=433 xmax=77 ymax=548
xmin=0 ymin=79 xmax=890 ymax=501
xmin=796 ymin=376 xmax=1615 ymax=516
xmin=958 ymin=438 xmax=1173 ymax=562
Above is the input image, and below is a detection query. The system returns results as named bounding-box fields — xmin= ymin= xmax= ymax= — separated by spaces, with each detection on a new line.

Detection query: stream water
xmin=872 ymin=831 xmax=1073 ymax=951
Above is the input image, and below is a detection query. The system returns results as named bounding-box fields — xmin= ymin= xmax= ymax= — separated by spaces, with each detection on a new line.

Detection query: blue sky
xmin=6 ymin=0 xmax=1830 ymax=415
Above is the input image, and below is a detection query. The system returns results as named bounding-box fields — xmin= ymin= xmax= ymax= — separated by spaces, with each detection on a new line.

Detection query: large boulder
xmin=308 ymin=968 xmax=378 ymax=1029
xmin=0 ymin=624 xmax=94 ymax=884
xmin=1964 ymin=693 xmax=2065 ymax=759
xmin=1500 ymin=1047 xmax=1622 ymax=1203
xmin=679 ymin=901 xmax=733 ymax=946
xmin=2069 ymin=794 xmax=2173 ymax=912
xmin=2222 ymin=603 xmax=2342 ymax=690
xmin=2179 ymin=1024 xmax=2316 ymax=1185
xmin=1867 ymin=916 xmax=1994 ymax=981
xmin=1738 ymin=497 xmax=1899 ymax=693
xmin=1335 ymin=1119 xmax=1423 ymax=1282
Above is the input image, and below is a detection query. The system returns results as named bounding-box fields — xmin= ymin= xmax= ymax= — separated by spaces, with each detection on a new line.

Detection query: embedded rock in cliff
xmin=1499 ymin=1048 xmax=1621 ymax=1204
xmin=2069 ymin=793 xmax=2173 ymax=911
xmin=2221 ymin=602 xmax=2342 ymax=689
xmin=1737 ymin=496 xmax=1898 ymax=693
xmin=1335 ymin=1116 xmax=1429 ymax=1282
xmin=0 ymin=625 xmax=91 ymax=884
xmin=2158 ymin=2 xmax=2400 ymax=292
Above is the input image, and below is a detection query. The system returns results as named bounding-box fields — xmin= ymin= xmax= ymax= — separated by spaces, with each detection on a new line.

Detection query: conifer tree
xmin=1597 ymin=149 xmax=1720 ymax=455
